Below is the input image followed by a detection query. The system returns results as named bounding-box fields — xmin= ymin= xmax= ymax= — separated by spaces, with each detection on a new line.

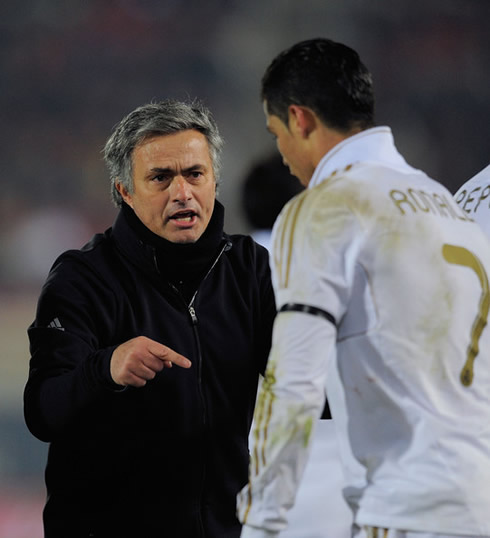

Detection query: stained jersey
xmin=238 ymin=128 xmax=490 ymax=537
xmin=455 ymin=164 xmax=490 ymax=238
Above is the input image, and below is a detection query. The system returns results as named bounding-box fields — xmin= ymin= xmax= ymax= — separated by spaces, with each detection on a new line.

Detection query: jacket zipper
xmin=187 ymin=239 xmax=231 ymax=409
xmin=186 ymin=240 xmax=230 ymax=538
xmin=153 ymin=239 xmax=231 ymax=537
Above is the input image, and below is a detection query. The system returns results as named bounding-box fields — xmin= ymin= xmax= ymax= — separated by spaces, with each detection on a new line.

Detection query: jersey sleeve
xmin=237 ymin=312 xmax=336 ymax=535
xmin=237 ymin=190 xmax=362 ymax=535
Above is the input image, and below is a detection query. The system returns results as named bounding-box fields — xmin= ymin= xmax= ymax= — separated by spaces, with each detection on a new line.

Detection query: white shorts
xmin=354 ymin=526 xmax=490 ymax=538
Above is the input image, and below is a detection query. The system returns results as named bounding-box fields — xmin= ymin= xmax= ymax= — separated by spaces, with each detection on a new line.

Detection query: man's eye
xmin=152 ymin=174 xmax=170 ymax=182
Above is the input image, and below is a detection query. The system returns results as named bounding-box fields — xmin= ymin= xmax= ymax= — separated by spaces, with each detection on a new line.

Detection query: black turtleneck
xmin=121 ymin=200 xmax=226 ymax=302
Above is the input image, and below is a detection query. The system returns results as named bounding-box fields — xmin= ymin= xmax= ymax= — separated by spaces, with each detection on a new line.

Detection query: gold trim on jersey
xmin=241 ymin=362 xmax=277 ymax=523
xmin=274 ymin=165 xmax=355 ymax=289
xmin=364 ymin=527 xmax=389 ymax=538
xmin=274 ymin=191 xmax=309 ymax=289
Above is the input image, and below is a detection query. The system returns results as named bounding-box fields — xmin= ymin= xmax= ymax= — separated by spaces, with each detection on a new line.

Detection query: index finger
xmin=150 ymin=344 xmax=192 ymax=369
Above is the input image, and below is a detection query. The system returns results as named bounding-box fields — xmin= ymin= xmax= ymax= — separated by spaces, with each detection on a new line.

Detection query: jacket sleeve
xmin=24 ymin=253 xmax=122 ymax=442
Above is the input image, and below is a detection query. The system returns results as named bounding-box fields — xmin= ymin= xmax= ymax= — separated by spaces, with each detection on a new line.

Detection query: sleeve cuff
xmin=240 ymin=524 xmax=280 ymax=538
xmin=99 ymin=346 xmax=127 ymax=392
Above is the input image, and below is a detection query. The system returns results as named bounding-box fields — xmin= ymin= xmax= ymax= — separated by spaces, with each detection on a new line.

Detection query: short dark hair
xmin=103 ymin=99 xmax=224 ymax=207
xmin=261 ymin=38 xmax=375 ymax=132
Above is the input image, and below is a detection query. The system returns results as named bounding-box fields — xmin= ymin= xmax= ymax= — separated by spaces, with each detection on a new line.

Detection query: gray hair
xmin=103 ymin=99 xmax=224 ymax=207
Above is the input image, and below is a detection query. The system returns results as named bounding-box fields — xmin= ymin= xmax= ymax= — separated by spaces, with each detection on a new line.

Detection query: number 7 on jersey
xmin=442 ymin=244 xmax=490 ymax=386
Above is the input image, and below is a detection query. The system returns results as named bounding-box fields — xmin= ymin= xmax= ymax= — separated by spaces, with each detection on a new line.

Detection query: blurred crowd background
xmin=1 ymin=0 xmax=489 ymax=535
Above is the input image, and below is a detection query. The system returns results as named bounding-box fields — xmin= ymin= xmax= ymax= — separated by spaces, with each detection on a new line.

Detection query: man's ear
xmin=288 ymin=105 xmax=316 ymax=138
xmin=116 ymin=182 xmax=133 ymax=207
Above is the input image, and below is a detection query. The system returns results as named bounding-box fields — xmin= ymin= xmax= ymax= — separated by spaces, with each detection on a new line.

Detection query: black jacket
xmin=24 ymin=202 xmax=276 ymax=538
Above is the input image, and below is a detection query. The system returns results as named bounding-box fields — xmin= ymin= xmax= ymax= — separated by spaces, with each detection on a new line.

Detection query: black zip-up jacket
xmin=24 ymin=202 xmax=276 ymax=538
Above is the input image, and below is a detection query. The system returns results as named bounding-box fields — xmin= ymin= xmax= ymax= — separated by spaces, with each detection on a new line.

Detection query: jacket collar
xmin=111 ymin=200 xmax=226 ymax=284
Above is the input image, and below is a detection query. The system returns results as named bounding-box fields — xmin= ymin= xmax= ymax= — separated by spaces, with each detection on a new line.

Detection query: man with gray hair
xmin=24 ymin=99 xmax=276 ymax=538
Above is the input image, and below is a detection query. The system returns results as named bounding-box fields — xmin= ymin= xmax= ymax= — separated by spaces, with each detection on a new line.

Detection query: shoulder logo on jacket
xmin=47 ymin=318 xmax=65 ymax=331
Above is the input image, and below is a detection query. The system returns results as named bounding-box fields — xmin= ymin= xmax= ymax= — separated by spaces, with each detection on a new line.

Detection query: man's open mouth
xmin=169 ymin=210 xmax=197 ymax=223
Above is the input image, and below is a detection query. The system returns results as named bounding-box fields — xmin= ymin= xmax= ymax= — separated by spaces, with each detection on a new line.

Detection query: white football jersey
xmin=238 ymin=128 xmax=490 ymax=537
xmin=455 ymin=164 xmax=490 ymax=238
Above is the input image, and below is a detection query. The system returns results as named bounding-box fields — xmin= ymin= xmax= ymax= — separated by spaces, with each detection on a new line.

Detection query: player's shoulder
xmin=275 ymin=167 xmax=368 ymax=232
xmin=300 ymin=162 xmax=396 ymax=216
xmin=455 ymin=164 xmax=490 ymax=202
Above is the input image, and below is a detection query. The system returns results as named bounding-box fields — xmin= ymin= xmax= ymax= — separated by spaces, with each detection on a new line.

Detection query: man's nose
xmin=171 ymin=176 xmax=192 ymax=201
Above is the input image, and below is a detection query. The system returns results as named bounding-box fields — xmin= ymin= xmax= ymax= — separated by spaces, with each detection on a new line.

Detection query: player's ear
xmin=288 ymin=105 xmax=316 ymax=138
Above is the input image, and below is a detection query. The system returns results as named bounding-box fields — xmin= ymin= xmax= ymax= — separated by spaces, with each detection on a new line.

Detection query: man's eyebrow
xmin=184 ymin=164 xmax=206 ymax=172
xmin=146 ymin=164 xmax=206 ymax=176
xmin=145 ymin=167 xmax=174 ymax=178
xmin=149 ymin=167 xmax=173 ymax=174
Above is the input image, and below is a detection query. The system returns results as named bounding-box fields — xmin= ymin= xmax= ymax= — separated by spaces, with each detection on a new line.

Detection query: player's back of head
xmin=261 ymin=37 xmax=375 ymax=133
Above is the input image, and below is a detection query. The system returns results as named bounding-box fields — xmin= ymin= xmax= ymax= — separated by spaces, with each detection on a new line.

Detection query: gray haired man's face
xmin=116 ymin=130 xmax=216 ymax=243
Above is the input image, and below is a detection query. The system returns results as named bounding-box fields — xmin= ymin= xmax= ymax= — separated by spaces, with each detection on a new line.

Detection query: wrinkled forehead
xmin=132 ymin=131 xmax=214 ymax=172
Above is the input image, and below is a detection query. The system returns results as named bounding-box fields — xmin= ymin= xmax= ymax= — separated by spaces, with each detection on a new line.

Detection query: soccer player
xmin=237 ymin=38 xmax=490 ymax=538
xmin=455 ymin=164 xmax=490 ymax=237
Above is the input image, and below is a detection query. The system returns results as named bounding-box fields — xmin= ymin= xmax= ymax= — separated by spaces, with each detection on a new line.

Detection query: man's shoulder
xmin=225 ymin=232 xmax=267 ymax=252
xmin=56 ymin=228 xmax=112 ymax=264
xmin=223 ymin=233 xmax=271 ymax=270
xmin=47 ymin=228 xmax=117 ymax=284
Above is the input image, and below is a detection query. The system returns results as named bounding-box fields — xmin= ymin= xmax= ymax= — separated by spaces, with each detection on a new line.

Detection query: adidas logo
xmin=48 ymin=317 xmax=65 ymax=331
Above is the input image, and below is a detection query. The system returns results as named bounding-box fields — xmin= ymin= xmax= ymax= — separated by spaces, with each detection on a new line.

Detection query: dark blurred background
xmin=1 ymin=0 xmax=489 ymax=534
